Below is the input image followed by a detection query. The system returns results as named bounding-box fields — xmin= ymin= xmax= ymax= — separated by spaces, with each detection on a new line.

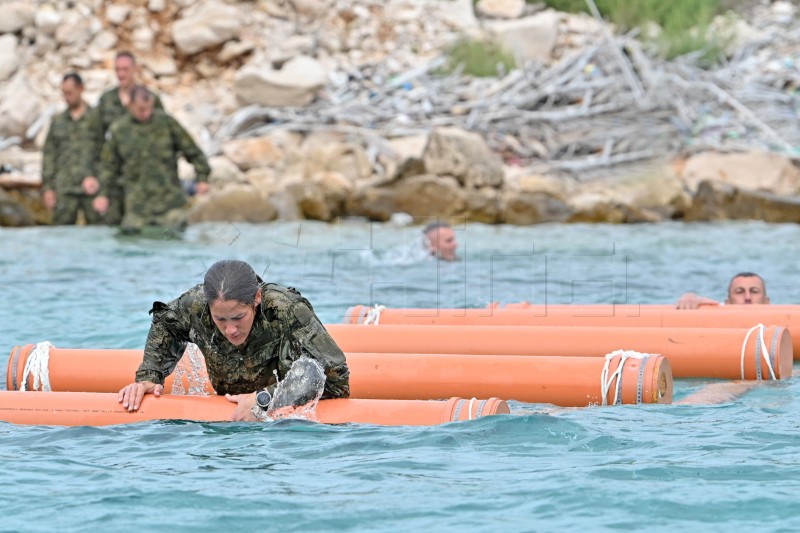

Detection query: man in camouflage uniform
xmin=118 ymin=259 xmax=349 ymax=421
xmin=41 ymin=73 xmax=103 ymax=225
xmin=93 ymin=86 xmax=210 ymax=233
xmin=81 ymin=51 xmax=164 ymax=225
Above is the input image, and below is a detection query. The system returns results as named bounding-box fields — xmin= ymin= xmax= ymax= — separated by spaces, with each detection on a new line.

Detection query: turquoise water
xmin=2 ymin=220 xmax=800 ymax=531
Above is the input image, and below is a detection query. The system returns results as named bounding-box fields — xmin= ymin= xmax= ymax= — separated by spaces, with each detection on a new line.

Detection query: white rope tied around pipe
xmin=20 ymin=341 xmax=54 ymax=391
xmin=600 ymin=350 xmax=648 ymax=406
xmin=740 ymin=324 xmax=777 ymax=381
xmin=362 ymin=304 xmax=386 ymax=325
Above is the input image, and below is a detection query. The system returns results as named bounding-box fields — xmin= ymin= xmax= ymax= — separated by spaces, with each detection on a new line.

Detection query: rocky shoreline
xmin=1 ymin=0 xmax=800 ymax=227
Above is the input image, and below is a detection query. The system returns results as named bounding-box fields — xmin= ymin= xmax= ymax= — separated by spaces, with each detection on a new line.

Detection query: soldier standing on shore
xmin=92 ymin=86 xmax=210 ymax=234
xmin=41 ymin=73 xmax=101 ymax=225
xmin=81 ymin=51 xmax=165 ymax=224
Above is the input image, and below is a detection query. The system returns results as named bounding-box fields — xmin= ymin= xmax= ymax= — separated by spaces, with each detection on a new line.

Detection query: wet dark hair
xmin=116 ymin=50 xmax=136 ymax=64
xmin=62 ymin=72 xmax=83 ymax=86
xmin=728 ymin=272 xmax=767 ymax=296
xmin=422 ymin=221 xmax=451 ymax=235
xmin=203 ymin=260 xmax=260 ymax=305
xmin=130 ymin=85 xmax=154 ymax=104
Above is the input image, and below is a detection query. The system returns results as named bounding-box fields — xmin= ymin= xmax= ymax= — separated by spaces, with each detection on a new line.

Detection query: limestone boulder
xmin=500 ymin=190 xmax=572 ymax=224
xmin=568 ymin=201 xmax=663 ymax=223
xmin=245 ymin=167 xmax=279 ymax=198
xmin=437 ymin=0 xmax=479 ymax=31
xmin=0 ymin=76 xmax=41 ymax=139
xmin=568 ymin=167 xmax=691 ymax=220
xmin=172 ymin=1 xmax=242 ymax=55
xmin=283 ymin=171 xmax=354 ymax=221
xmin=234 ymin=56 xmax=327 ymax=107
xmin=678 ymin=151 xmax=800 ymax=195
xmin=685 ymin=179 xmax=800 ymax=223
xmin=34 ymin=4 xmax=62 ymax=35
xmin=464 ymin=186 xmax=502 ymax=223
xmin=0 ymin=188 xmax=47 ymax=227
xmin=221 ymin=131 xmax=301 ymax=170
xmin=0 ymin=2 xmax=35 ymax=34
xmin=476 ymin=0 xmax=525 ymax=19
xmin=422 ymin=127 xmax=503 ymax=188
xmin=346 ymin=175 xmax=466 ymax=221
xmin=186 ymin=184 xmax=277 ymax=223
xmin=486 ymin=11 xmax=560 ymax=64
xmin=297 ymin=142 xmax=373 ymax=182
xmin=208 ymin=155 xmax=246 ymax=186
xmin=0 ymin=35 xmax=19 ymax=82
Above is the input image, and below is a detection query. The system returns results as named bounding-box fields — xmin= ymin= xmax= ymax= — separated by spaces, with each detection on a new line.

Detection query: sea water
xmin=1 ymin=220 xmax=800 ymax=532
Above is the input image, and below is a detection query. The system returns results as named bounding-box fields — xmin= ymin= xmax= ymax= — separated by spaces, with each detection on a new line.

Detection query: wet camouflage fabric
xmin=51 ymin=195 xmax=103 ymax=225
xmin=81 ymin=88 xmax=164 ymax=178
xmin=100 ymin=109 xmax=210 ymax=230
xmin=137 ymin=283 xmax=351 ymax=398
xmin=42 ymin=107 xmax=107 ymax=225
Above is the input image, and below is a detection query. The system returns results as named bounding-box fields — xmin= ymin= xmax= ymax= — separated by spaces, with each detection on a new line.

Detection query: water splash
xmin=170 ymin=343 xmax=211 ymax=396
xmin=266 ymin=356 xmax=326 ymax=421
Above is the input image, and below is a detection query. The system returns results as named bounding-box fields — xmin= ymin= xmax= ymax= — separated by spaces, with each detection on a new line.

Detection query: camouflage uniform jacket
xmin=137 ymin=282 xmax=351 ymax=398
xmin=81 ymin=88 xmax=164 ymax=178
xmin=42 ymin=106 xmax=92 ymax=195
xmin=100 ymin=109 xmax=210 ymax=219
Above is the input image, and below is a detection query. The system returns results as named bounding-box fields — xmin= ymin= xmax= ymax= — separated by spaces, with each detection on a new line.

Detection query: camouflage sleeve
xmin=137 ymin=295 xmax=194 ymax=385
xmin=169 ymin=116 xmax=210 ymax=182
xmin=98 ymin=127 xmax=120 ymax=195
xmin=41 ymin=123 xmax=58 ymax=192
xmin=285 ymin=300 xmax=351 ymax=399
xmin=80 ymin=107 xmax=104 ymax=178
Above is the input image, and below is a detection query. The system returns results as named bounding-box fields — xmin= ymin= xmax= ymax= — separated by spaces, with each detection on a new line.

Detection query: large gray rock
xmin=234 ymin=56 xmax=327 ymax=107
xmin=0 ymin=76 xmax=41 ymax=139
xmin=685 ymin=179 xmax=800 ymax=222
xmin=501 ymin=190 xmax=572 ymax=224
xmin=34 ymin=4 xmax=62 ymax=35
xmin=187 ymin=184 xmax=277 ymax=223
xmin=679 ymin=151 xmax=800 ymax=195
xmin=486 ymin=11 xmax=560 ymax=64
xmin=437 ymin=0 xmax=479 ymax=31
xmin=0 ymin=2 xmax=35 ymax=34
xmin=346 ymin=174 xmax=466 ymax=221
xmin=0 ymin=35 xmax=19 ymax=82
xmin=568 ymin=167 xmax=691 ymax=220
xmin=172 ymin=1 xmax=242 ymax=55
xmin=0 ymin=188 xmax=40 ymax=227
xmin=422 ymin=127 xmax=504 ymax=188
xmin=221 ymin=132 xmax=302 ymax=171
xmin=476 ymin=0 xmax=525 ymax=19
xmin=283 ymin=171 xmax=353 ymax=221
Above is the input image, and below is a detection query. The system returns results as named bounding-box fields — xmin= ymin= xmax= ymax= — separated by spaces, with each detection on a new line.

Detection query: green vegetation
xmin=443 ymin=37 xmax=516 ymax=77
xmin=540 ymin=0 xmax=731 ymax=64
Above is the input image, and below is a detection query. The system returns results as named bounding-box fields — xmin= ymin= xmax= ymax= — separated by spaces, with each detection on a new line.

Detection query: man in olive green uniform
xmin=41 ymin=73 xmax=102 ymax=225
xmin=81 ymin=51 xmax=164 ymax=225
xmin=93 ymin=86 xmax=210 ymax=233
xmin=135 ymin=282 xmax=350 ymax=400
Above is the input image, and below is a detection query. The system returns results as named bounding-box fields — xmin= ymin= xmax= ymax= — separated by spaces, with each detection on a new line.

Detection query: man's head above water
xmin=423 ymin=221 xmax=458 ymax=261
xmin=726 ymin=272 xmax=769 ymax=305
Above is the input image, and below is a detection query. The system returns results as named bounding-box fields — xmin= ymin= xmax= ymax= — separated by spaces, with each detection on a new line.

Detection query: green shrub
xmin=443 ymin=37 xmax=516 ymax=77
xmin=539 ymin=0 xmax=728 ymax=63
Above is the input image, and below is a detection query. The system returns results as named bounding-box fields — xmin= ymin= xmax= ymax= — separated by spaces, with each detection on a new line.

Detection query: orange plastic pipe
xmin=326 ymin=324 xmax=792 ymax=380
xmin=6 ymin=346 xmax=672 ymax=406
xmin=0 ymin=391 xmax=509 ymax=427
xmin=6 ymin=347 xmax=217 ymax=394
xmin=348 ymin=352 xmax=672 ymax=406
xmin=342 ymin=305 xmax=800 ymax=359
